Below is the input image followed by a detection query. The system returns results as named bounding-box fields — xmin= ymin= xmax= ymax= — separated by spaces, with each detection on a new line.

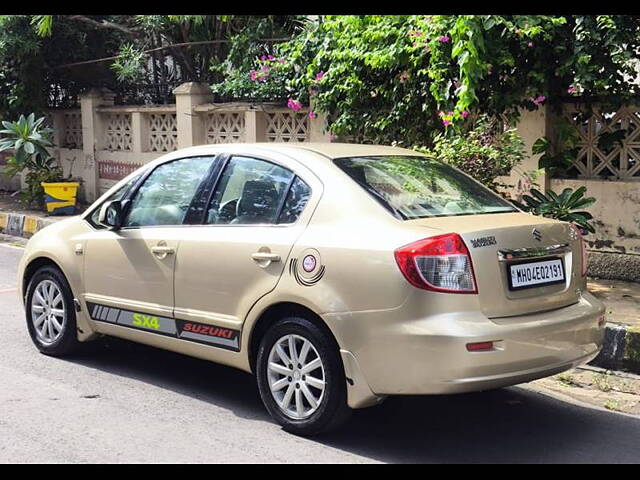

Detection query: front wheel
xmin=25 ymin=265 xmax=80 ymax=356
xmin=256 ymin=316 xmax=352 ymax=436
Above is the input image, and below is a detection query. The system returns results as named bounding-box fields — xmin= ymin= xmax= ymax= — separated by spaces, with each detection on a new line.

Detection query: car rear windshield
xmin=334 ymin=155 xmax=517 ymax=220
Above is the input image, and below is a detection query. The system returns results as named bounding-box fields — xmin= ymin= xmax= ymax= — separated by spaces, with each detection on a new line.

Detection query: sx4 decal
xmin=86 ymin=302 xmax=240 ymax=352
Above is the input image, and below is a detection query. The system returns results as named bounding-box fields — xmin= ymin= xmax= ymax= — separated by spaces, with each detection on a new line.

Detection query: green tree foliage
xmin=215 ymin=15 xmax=640 ymax=148
xmin=0 ymin=15 xmax=303 ymax=118
xmin=416 ymin=114 xmax=525 ymax=190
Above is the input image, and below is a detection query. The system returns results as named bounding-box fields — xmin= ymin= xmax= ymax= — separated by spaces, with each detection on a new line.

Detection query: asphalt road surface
xmin=1 ymin=243 xmax=639 ymax=463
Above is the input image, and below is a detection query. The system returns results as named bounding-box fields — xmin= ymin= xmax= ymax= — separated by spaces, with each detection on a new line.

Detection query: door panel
xmin=173 ymin=225 xmax=305 ymax=329
xmin=83 ymin=228 xmax=181 ymax=318
xmin=173 ymin=154 xmax=320 ymax=337
xmin=82 ymin=155 xmax=218 ymax=321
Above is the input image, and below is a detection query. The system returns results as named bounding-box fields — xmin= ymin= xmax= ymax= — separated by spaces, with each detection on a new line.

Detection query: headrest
xmin=236 ymin=180 xmax=280 ymax=221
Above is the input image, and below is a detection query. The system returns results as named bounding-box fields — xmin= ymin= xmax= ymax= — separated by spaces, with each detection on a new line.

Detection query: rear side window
xmin=206 ymin=156 xmax=297 ymax=225
xmin=334 ymin=155 xmax=516 ymax=220
xmin=278 ymin=177 xmax=311 ymax=224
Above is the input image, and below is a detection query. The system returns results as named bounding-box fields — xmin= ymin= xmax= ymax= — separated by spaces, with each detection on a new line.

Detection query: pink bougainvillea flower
xmin=260 ymin=55 xmax=267 ymax=60
xmin=308 ymin=111 xmax=317 ymax=119
xmin=438 ymin=35 xmax=450 ymax=43
xmin=249 ymin=70 xmax=258 ymax=82
xmin=532 ymin=95 xmax=546 ymax=106
xmin=461 ymin=110 xmax=469 ymax=119
xmin=568 ymin=85 xmax=578 ymax=94
xmin=267 ymin=55 xmax=275 ymax=61
xmin=442 ymin=119 xmax=452 ymax=127
xmin=528 ymin=42 xmax=534 ymax=47
xmin=261 ymin=64 xmax=270 ymax=72
xmin=315 ymin=71 xmax=325 ymax=81
xmin=287 ymin=98 xmax=303 ymax=111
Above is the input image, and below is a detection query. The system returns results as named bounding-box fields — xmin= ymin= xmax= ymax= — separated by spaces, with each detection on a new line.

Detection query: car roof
xmin=163 ymin=142 xmax=425 ymax=162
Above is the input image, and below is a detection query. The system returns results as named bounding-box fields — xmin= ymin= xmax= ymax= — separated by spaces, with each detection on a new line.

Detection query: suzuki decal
xmin=86 ymin=302 xmax=239 ymax=351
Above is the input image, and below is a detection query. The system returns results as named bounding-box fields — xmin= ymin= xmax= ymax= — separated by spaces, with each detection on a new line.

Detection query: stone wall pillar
xmin=508 ymin=105 xmax=549 ymax=199
xmin=131 ymin=112 xmax=149 ymax=154
xmin=309 ymin=112 xmax=331 ymax=142
xmin=173 ymin=82 xmax=212 ymax=149
xmin=80 ymin=88 xmax=115 ymax=201
xmin=244 ymin=110 xmax=268 ymax=142
xmin=50 ymin=111 xmax=66 ymax=148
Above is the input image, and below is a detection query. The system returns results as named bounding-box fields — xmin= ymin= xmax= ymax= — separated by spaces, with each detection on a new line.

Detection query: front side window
xmin=88 ymin=173 xmax=143 ymax=228
xmin=125 ymin=156 xmax=215 ymax=227
xmin=334 ymin=155 xmax=517 ymax=220
xmin=206 ymin=156 xmax=295 ymax=225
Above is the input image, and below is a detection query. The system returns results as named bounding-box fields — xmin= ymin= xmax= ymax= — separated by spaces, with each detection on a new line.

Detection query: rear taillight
xmin=571 ymin=224 xmax=588 ymax=276
xmin=394 ymin=233 xmax=478 ymax=294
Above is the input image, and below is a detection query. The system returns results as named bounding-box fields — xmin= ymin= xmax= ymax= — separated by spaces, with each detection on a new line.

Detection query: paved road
xmin=1 ymin=243 xmax=639 ymax=463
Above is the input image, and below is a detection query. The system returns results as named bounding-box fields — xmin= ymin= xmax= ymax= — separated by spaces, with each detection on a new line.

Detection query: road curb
xmin=0 ymin=212 xmax=58 ymax=238
xmin=590 ymin=323 xmax=640 ymax=373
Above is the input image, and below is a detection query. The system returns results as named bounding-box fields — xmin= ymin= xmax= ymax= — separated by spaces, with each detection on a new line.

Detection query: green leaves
xmin=111 ymin=43 xmax=146 ymax=83
xmin=417 ymin=114 xmax=525 ymax=190
xmin=0 ymin=112 xmax=58 ymax=184
xmin=516 ymin=186 xmax=597 ymax=233
xmin=0 ymin=112 xmax=62 ymax=207
xmin=30 ymin=15 xmax=53 ymax=37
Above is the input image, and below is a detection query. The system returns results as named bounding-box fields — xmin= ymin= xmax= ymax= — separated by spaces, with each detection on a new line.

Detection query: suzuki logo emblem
xmin=532 ymin=228 xmax=542 ymax=242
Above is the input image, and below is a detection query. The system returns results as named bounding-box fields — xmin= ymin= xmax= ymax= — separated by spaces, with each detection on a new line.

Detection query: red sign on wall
xmin=97 ymin=160 xmax=142 ymax=181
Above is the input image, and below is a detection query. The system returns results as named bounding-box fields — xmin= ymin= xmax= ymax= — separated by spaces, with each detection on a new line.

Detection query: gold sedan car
xmin=18 ymin=143 xmax=605 ymax=435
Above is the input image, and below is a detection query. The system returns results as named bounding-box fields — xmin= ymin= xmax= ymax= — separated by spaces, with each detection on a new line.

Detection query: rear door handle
xmin=251 ymin=252 xmax=281 ymax=262
xmin=151 ymin=244 xmax=175 ymax=259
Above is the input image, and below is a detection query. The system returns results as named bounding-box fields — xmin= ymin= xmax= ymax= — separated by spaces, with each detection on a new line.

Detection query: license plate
xmin=507 ymin=258 xmax=565 ymax=290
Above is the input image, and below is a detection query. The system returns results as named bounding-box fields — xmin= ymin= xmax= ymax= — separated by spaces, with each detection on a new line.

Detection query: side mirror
xmin=98 ymin=200 xmax=124 ymax=230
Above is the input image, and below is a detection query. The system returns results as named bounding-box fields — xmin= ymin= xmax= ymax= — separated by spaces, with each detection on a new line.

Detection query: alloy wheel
xmin=267 ymin=334 xmax=326 ymax=420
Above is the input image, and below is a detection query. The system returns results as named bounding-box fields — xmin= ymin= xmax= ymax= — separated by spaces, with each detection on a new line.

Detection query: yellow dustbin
xmin=41 ymin=182 xmax=79 ymax=215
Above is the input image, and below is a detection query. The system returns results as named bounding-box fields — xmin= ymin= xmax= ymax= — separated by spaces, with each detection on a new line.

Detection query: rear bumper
xmin=330 ymin=290 xmax=605 ymax=401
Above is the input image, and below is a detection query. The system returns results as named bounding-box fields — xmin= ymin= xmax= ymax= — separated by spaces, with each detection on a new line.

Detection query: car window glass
xmin=277 ymin=177 xmax=311 ymax=224
xmin=206 ymin=156 xmax=293 ymax=225
xmin=125 ymin=156 xmax=215 ymax=227
xmin=89 ymin=173 xmax=142 ymax=228
xmin=334 ymin=155 xmax=517 ymax=219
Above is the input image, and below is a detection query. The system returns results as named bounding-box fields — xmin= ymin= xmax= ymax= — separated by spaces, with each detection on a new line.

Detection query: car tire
xmin=256 ymin=316 xmax=352 ymax=436
xmin=25 ymin=265 xmax=80 ymax=356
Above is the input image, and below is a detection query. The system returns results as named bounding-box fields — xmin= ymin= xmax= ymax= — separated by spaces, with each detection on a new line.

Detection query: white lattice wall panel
xmin=206 ymin=112 xmax=245 ymax=144
xmin=104 ymin=114 xmax=132 ymax=151
xmin=265 ymin=112 xmax=309 ymax=142
xmin=148 ymin=113 xmax=177 ymax=152
xmin=562 ymin=105 xmax=640 ymax=180
xmin=63 ymin=112 xmax=83 ymax=149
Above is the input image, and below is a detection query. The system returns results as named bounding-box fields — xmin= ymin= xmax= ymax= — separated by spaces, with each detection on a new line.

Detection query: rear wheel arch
xmin=248 ymin=302 xmax=341 ymax=374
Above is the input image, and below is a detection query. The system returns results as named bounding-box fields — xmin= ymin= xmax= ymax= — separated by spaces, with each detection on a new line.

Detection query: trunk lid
xmin=406 ymin=212 xmax=583 ymax=319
